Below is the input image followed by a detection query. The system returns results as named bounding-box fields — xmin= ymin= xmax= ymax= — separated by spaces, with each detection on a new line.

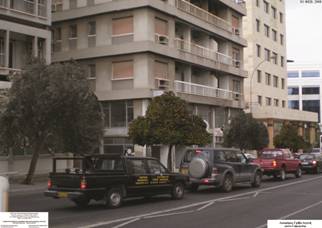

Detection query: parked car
xmin=253 ymin=149 xmax=302 ymax=181
xmin=300 ymin=153 xmax=322 ymax=174
xmin=180 ymin=148 xmax=262 ymax=193
xmin=45 ymin=154 xmax=188 ymax=208
xmin=311 ymin=148 xmax=321 ymax=154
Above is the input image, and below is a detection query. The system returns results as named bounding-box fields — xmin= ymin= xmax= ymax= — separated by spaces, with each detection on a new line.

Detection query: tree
xmin=223 ymin=112 xmax=268 ymax=151
xmin=274 ymin=123 xmax=311 ymax=152
xmin=0 ymin=60 xmax=104 ymax=184
xmin=129 ymin=91 xmax=212 ymax=169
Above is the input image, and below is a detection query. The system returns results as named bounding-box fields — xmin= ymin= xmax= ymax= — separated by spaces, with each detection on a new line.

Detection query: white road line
xmin=196 ymin=201 xmax=215 ymax=211
xmin=144 ymin=210 xmax=195 ymax=219
xmin=112 ymin=218 xmax=141 ymax=228
xmin=253 ymin=191 xmax=259 ymax=198
xmin=79 ymin=175 xmax=322 ymax=228
xmin=255 ymin=200 xmax=322 ymax=228
xmin=218 ymin=196 xmax=251 ymax=202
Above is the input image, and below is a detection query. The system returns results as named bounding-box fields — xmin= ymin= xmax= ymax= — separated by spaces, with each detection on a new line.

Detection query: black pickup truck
xmin=44 ymin=154 xmax=188 ymax=208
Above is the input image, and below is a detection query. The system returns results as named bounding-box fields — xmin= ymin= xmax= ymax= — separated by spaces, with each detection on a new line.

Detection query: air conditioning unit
xmin=157 ymin=79 xmax=169 ymax=89
xmin=235 ymin=61 xmax=240 ymax=68
xmin=158 ymin=35 xmax=169 ymax=45
xmin=233 ymin=93 xmax=240 ymax=101
xmin=234 ymin=28 xmax=240 ymax=36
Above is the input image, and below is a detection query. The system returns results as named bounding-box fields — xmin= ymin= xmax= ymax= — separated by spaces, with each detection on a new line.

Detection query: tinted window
xmin=287 ymin=71 xmax=299 ymax=78
xmin=302 ymin=87 xmax=319 ymax=95
xmin=300 ymin=154 xmax=315 ymax=160
xmin=127 ymin=159 xmax=147 ymax=174
xmin=147 ymin=159 xmax=166 ymax=174
xmin=95 ymin=158 xmax=124 ymax=171
xmin=261 ymin=151 xmax=283 ymax=158
xmin=288 ymin=100 xmax=299 ymax=110
xmin=224 ymin=151 xmax=239 ymax=162
xmin=213 ymin=151 xmax=225 ymax=161
xmin=288 ymin=87 xmax=299 ymax=95
xmin=302 ymin=70 xmax=320 ymax=78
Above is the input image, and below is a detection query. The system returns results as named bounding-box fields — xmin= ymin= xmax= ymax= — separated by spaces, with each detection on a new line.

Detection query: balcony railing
xmin=175 ymin=0 xmax=232 ymax=32
xmin=174 ymin=80 xmax=241 ymax=101
xmin=0 ymin=0 xmax=47 ymax=19
xmin=174 ymin=38 xmax=241 ymax=68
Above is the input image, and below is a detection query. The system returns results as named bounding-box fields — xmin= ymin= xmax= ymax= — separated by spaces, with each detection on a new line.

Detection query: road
xmin=9 ymin=174 xmax=322 ymax=228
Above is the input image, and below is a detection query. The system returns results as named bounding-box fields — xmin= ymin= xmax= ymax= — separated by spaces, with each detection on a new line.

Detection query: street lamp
xmin=249 ymin=56 xmax=276 ymax=113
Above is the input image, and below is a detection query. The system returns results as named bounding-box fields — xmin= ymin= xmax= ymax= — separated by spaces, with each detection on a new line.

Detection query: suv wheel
xmin=172 ymin=182 xmax=184 ymax=200
xmin=106 ymin=188 xmax=123 ymax=208
xmin=280 ymin=168 xmax=286 ymax=181
xmin=251 ymin=171 xmax=262 ymax=188
xmin=189 ymin=184 xmax=199 ymax=192
xmin=295 ymin=166 xmax=302 ymax=178
xmin=72 ymin=197 xmax=90 ymax=208
xmin=221 ymin=174 xmax=233 ymax=193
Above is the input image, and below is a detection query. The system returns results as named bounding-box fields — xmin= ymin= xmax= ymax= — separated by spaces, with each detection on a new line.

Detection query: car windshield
xmin=300 ymin=154 xmax=315 ymax=160
xmin=261 ymin=151 xmax=283 ymax=159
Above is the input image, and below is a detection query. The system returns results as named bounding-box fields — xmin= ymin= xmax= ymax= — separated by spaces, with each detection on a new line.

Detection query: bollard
xmin=0 ymin=176 xmax=9 ymax=212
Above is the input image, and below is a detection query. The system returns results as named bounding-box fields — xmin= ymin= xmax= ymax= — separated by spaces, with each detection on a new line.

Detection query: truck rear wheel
xmin=172 ymin=182 xmax=184 ymax=200
xmin=295 ymin=166 xmax=302 ymax=178
xmin=280 ymin=168 xmax=286 ymax=181
xmin=105 ymin=188 xmax=123 ymax=208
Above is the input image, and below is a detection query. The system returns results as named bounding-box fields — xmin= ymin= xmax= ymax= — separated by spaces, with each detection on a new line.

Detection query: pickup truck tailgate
xmin=50 ymin=173 xmax=82 ymax=188
xmin=253 ymin=159 xmax=275 ymax=169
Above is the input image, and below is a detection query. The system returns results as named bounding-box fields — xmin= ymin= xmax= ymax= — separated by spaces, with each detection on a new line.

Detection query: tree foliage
xmin=223 ymin=112 xmax=269 ymax=150
xmin=0 ymin=60 xmax=104 ymax=183
xmin=129 ymin=91 xmax=212 ymax=169
xmin=274 ymin=123 xmax=312 ymax=152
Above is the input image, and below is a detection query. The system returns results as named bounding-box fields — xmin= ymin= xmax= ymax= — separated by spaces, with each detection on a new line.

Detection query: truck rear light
xmin=80 ymin=178 xmax=87 ymax=190
xmin=47 ymin=179 xmax=52 ymax=189
xmin=312 ymin=160 xmax=317 ymax=165
xmin=203 ymin=179 xmax=209 ymax=183
xmin=195 ymin=150 xmax=202 ymax=154
xmin=272 ymin=160 xmax=277 ymax=168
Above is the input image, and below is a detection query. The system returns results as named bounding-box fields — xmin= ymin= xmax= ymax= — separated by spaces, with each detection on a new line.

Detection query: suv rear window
xmin=183 ymin=149 xmax=211 ymax=162
xmin=261 ymin=151 xmax=283 ymax=159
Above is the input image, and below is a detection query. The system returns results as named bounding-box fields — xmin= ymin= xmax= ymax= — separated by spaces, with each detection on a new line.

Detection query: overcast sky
xmin=286 ymin=0 xmax=322 ymax=64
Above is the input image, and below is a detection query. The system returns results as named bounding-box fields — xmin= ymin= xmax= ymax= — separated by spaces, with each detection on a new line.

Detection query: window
xmin=155 ymin=17 xmax=169 ymax=36
xmin=288 ymin=100 xmax=299 ymax=109
xmin=154 ymin=61 xmax=169 ymax=79
xmin=52 ymin=0 xmax=63 ymax=12
xmin=95 ymin=158 xmax=124 ymax=171
xmin=265 ymin=73 xmax=271 ymax=85
xmin=264 ymin=1 xmax=269 ymax=13
xmin=302 ymin=87 xmax=320 ymax=95
xmin=258 ymin=96 xmax=262 ymax=105
xmin=282 ymin=100 xmax=286 ymax=108
xmin=256 ymin=19 xmax=260 ymax=32
xmin=272 ymin=52 xmax=278 ymax=64
xmin=288 ymin=87 xmax=299 ymax=95
xmin=147 ymin=160 xmax=166 ymax=174
xmin=88 ymin=64 xmax=96 ymax=79
xmin=54 ymin=27 xmax=62 ymax=41
xmin=127 ymin=159 xmax=147 ymax=175
xmin=271 ymin=6 xmax=277 ymax=18
xmin=303 ymin=100 xmax=320 ymax=121
xmin=280 ymin=12 xmax=283 ymax=23
xmin=272 ymin=29 xmax=277 ymax=41
xmin=256 ymin=0 xmax=260 ymax=7
xmin=112 ymin=60 xmax=134 ymax=80
xmin=281 ymin=78 xmax=285 ymax=89
xmin=232 ymin=15 xmax=239 ymax=30
xmin=224 ymin=151 xmax=239 ymax=162
xmin=264 ymin=24 xmax=270 ymax=37
xmin=88 ymin=21 xmax=96 ymax=35
xmin=256 ymin=44 xmax=261 ymax=57
xmin=274 ymin=99 xmax=279 ymax=107
xmin=233 ymin=80 xmax=241 ymax=93
xmin=280 ymin=56 xmax=284 ymax=67
xmin=264 ymin=48 xmax=270 ymax=61
xmin=257 ymin=70 xmax=262 ymax=83
xmin=112 ymin=16 xmax=133 ymax=36
xmin=280 ymin=34 xmax=284 ymax=45
xmin=302 ymin=70 xmax=320 ymax=78
xmin=288 ymin=71 xmax=299 ymax=78
xmin=102 ymin=100 xmax=134 ymax=128
xmin=69 ymin=24 xmax=77 ymax=38
xmin=273 ymin=76 xmax=278 ymax=87
xmin=266 ymin=97 xmax=272 ymax=106
xmin=70 ymin=0 xmax=77 ymax=9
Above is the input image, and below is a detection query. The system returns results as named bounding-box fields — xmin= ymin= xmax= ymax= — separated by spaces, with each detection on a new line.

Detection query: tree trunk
xmin=23 ymin=141 xmax=44 ymax=185
xmin=167 ymin=145 xmax=173 ymax=172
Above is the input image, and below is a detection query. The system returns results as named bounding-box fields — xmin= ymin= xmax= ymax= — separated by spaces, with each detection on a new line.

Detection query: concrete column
xmin=309 ymin=124 xmax=317 ymax=145
xmin=298 ymin=122 xmax=304 ymax=137
xmin=6 ymin=0 xmax=10 ymax=8
xmin=4 ymin=30 xmax=9 ymax=67
xmin=299 ymin=85 xmax=303 ymax=110
xmin=267 ymin=119 xmax=274 ymax=148
xmin=35 ymin=0 xmax=38 ymax=16
xmin=33 ymin=36 xmax=38 ymax=58
xmin=45 ymin=36 xmax=51 ymax=64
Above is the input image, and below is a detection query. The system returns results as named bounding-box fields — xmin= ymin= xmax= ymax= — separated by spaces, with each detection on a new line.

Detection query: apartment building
xmin=288 ymin=64 xmax=322 ymax=128
xmin=0 ymin=0 xmax=52 ymax=85
xmin=51 ymin=0 xmax=248 ymax=167
xmin=243 ymin=0 xmax=318 ymax=147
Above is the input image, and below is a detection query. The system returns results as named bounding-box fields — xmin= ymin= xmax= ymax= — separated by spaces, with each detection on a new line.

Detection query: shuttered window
xmin=154 ymin=61 xmax=168 ymax=79
xmin=155 ymin=18 xmax=168 ymax=36
xmin=112 ymin=60 xmax=134 ymax=79
xmin=112 ymin=17 xmax=133 ymax=36
xmin=232 ymin=16 xmax=239 ymax=28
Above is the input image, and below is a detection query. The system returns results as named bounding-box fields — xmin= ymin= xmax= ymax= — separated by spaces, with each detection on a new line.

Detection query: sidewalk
xmin=9 ymin=181 xmax=47 ymax=193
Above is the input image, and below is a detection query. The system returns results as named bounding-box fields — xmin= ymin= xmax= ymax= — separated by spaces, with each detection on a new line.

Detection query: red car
xmin=253 ymin=148 xmax=302 ymax=180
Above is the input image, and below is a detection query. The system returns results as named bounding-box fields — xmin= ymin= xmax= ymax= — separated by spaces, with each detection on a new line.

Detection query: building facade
xmin=52 ymin=0 xmax=248 ymax=167
xmin=242 ymin=0 xmax=317 ymax=148
xmin=288 ymin=64 xmax=322 ymax=127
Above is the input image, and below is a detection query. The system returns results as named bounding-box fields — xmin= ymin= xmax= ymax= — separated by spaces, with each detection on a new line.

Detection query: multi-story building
xmin=0 ymin=0 xmax=52 ymax=84
xmin=52 ymin=0 xmax=248 ymax=167
xmin=243 ymin=0 xmax=317 ymax=148
xmin=288 ymin=64 xmax=322 ymax=127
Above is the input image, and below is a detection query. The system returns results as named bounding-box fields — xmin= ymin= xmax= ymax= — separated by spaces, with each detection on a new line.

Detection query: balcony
xmin=0 ymin=0 xmax=48 ymax=19
xmin=174 ymin=80 xmax=241 ymax=101
xmin=175 ymin=0 xmax=232 ymax=33
xmin=174 ymin=38 xmax=241 ymax=68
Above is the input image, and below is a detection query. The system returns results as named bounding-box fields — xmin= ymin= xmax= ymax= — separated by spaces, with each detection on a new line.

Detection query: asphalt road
xmin=9 ymin=173 xmax=322 ymax=228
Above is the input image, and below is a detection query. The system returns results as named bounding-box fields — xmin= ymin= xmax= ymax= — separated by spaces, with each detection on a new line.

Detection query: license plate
xmin=57 ymin=192 xmax=68 ymax=198
xmin=181 ymin=168 xmax=188 ymax=175
xmin=302 ymin=162 xmax=308 ymax=165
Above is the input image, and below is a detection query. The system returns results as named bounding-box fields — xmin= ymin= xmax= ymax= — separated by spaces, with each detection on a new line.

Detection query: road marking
xmin=253 ymin=191 xmax=259 ymax=197
xmin=144 ymin=210 xmax=195 ymax=219
xmin=218 ymin=196 xmax=251 ymax=202
xmin=79 ymin=175 xmax=322 ymax=228
xmin=112 ymin=218 xmax=141 ymax=228
xmin=196 ymin=201 xmax=215 ymax=211
xmin=255 ymin=200 xmax=322 ymax=228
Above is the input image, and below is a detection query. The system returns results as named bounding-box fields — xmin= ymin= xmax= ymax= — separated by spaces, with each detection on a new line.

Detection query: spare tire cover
xmin=189 ymin=157 xmax=208 ymax=178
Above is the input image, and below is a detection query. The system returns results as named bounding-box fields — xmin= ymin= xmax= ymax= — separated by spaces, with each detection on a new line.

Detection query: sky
xmin=285 ymin=0 xmax=322 ymax=64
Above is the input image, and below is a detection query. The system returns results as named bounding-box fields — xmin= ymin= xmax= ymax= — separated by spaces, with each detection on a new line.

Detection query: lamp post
xmin=249 ymin=57 xmax=276 ymax=113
